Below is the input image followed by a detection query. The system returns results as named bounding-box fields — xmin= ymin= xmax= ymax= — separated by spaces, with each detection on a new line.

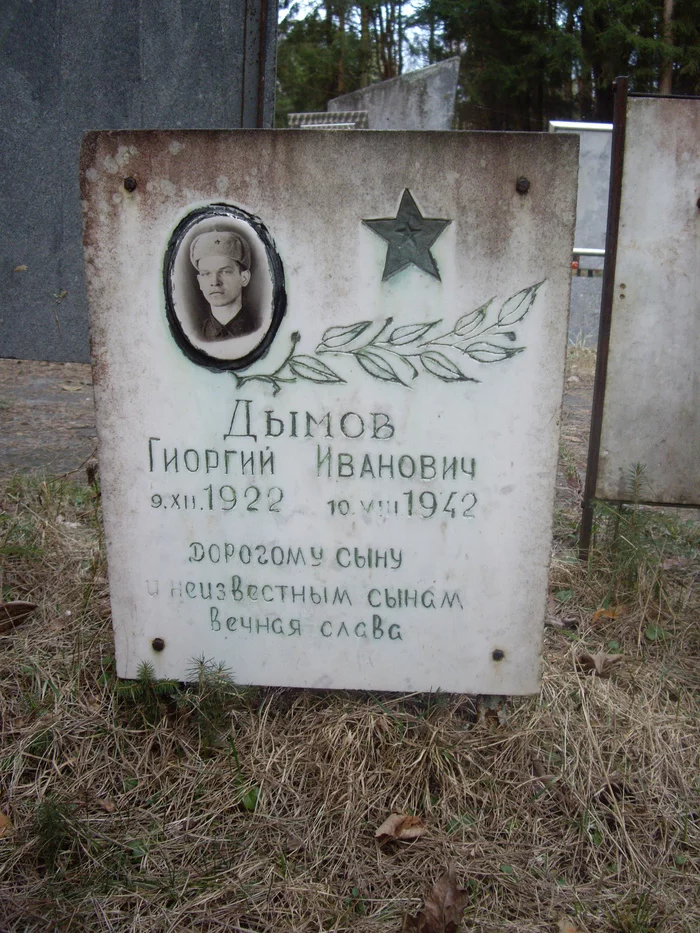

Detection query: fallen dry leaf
xmin=531 ymin=756 xmax=558 ymax=790
xmin=662 ymin=556 xmax=695 ymax=575
xmin=594 ymin=771 xmax=631 ymax=804
xmin=566 ymin=471 xmax=582 ymax=492
xmin=86 ymin=459 xmax=99 ymax=486
xmin=576 ymin=650 xmax=622 ymax=678
xmin=0 ymin=601 xmax=38 ymax=635
xmin=376 ymin=813 xmax=427 ymax=844
xmin=56 ymin=517 xmax=81 ymax=528
xmin=477 ymin=695 xmax=508 ymax=727
xmin=592 ymin=605 xmax=625 ymax=623
xmin=546 ymin=597 xmax=578 ymax=631
xmin=13 ymin=264 xmax=27 ymax=273
xmin=0 ymin=812 xmax=12 ymax=837
xmin=280 ymin=830 xmax=305 ymax=854
xmin=559 ymin=920 xmax=583 ymax=933
xmin=402 ymin=868 xmax=469 ymax=932
xmin=96 ymin=798 xmax=116 ymax=813
xmin=59 ymin=384 xmax=82 ymax=392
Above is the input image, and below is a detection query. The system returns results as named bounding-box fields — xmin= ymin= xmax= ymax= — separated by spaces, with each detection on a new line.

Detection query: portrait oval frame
xmin=163 ymin=203 xmax=286 ymax=371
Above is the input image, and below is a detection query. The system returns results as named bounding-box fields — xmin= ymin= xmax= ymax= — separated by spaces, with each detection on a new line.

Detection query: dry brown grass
xmin=0 ymin=475 xmax=698 ymax=933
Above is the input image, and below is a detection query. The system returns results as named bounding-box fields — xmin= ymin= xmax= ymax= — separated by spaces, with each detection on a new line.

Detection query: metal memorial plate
xmin=81 ymin=130 xmax=578 ymax=693
xmin=596 ymin=97 xmax=700 ymax=506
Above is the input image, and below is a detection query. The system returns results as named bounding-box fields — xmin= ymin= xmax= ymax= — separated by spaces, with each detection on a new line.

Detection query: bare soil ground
xmin=0 ymin=360 xmax=96 ymax=476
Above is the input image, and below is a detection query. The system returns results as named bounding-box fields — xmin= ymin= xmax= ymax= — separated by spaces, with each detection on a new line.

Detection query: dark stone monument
xmin=0 ymin=0 xmax=277 ymax=362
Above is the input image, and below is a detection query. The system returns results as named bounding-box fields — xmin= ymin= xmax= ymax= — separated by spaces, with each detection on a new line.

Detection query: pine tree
xmin=275 ymin=0 xmax=700 ymax=128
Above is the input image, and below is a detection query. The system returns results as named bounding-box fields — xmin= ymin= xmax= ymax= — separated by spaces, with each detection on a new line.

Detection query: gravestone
xmin=0 ymin=0 xmax=277 ymax=364
xmin=82 ymin=129 xmax=578 ymax=693
xmin=596 ymin=97 xmax=699 ymax=506
xmin=328 ymin=58 xmax=460 ymax=130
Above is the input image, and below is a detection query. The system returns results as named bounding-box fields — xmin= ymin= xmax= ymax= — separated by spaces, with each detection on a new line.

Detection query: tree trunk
xmin=360 ymin=2 xmax=370 ymax=87
xmin=325 ymin=1 xmax=334 ymax=95
xmin=659 ymin=0 xmax=674 ymax=94
xmin=338 ymin=4 xmax=346 ymax=94
xmin=579 ymin=0 xmax=595 ymax=119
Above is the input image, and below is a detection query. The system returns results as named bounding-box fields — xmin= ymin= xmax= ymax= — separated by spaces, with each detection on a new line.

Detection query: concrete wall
xmin=328 ymin=58 xmax=459 ymax=131
xmin=0 ymin=0 xmax=277 ymax=362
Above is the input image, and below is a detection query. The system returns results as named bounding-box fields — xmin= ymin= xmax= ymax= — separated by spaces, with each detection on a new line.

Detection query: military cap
xmin=190 ymin=231 xmax=251 ymax=272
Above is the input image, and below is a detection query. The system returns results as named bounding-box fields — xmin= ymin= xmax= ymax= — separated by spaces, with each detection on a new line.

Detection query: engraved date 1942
xmin=328 ymin=490 xmax=477 ymax=519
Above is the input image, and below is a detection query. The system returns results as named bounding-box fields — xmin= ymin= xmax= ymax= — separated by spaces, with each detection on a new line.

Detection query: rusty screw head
xmin=152 ymin=637 xmax=165 ymax=652
xmin=492 ymin=649 xmax=505 ymax=662
xmin=516 ymin=176 xmax=531 ymax=195
xmin=123 ymin=176 xmax=138 ymax=193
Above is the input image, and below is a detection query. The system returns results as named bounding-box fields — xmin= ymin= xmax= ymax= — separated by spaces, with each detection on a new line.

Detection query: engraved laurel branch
xmin=232 ymin=281 xmax=544 ymax=396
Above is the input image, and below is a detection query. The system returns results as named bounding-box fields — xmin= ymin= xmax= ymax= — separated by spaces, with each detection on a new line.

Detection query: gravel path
xmin=0 ymin=359 xmax=97 ymax=475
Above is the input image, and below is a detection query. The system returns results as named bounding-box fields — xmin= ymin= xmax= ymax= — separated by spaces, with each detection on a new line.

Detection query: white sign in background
xmin=550 ymin=121 xmax=612 ymax=270
xmin=82 ymin=131 xmax=578 ymax=693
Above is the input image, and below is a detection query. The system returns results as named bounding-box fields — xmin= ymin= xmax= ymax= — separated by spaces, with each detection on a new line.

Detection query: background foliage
xmin=276 ymin=0 xmax=700 ymax=128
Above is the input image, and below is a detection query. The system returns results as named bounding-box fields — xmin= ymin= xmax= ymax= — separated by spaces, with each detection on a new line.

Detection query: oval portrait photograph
xmin=164 ymin=203 xmax=286 ymax=371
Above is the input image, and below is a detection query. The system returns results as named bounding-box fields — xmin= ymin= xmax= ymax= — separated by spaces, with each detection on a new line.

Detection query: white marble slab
xmin=81 ymin=130 xmax=578 ymax=693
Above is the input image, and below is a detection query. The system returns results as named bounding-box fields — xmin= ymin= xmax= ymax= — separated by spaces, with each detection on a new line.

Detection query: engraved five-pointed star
xmin=363 ymin=189 xmax=451 ymax=282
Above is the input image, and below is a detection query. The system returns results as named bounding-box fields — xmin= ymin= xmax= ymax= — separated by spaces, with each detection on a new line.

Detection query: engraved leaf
xmin=356 ymin=347 xmax=413 ymax=384
xmin=317 ymin=321 xmax=372 ymax=350
xmin=420 ymin=352 xmax=474 ymax=382
xmin=387 ymin=322 xmax=439 ymax=346
xmin=497 ymin=281 xmax=543 ymax=326
xmin=454 ymin=299 xmax=492 ymax=336
xmin=288 ymin=355 xmax=345 ymax=384
xmin=464 ymin=342 xmax=523 ymax=363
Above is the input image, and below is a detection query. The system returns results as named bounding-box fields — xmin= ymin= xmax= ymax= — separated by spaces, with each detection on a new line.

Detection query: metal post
xmin=579 ymin=76 xmax=628 ymax=561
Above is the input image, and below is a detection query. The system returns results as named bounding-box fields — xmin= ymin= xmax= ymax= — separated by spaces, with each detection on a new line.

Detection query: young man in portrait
xmin=189 ymin=231 xmax=257 ymax=340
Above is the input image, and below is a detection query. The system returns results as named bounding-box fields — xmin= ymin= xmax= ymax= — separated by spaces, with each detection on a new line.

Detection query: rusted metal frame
xmin=578 ymin=76 xmax=629 ymax=561
xmin=240 ymin=0 xmax=274 ymax=129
